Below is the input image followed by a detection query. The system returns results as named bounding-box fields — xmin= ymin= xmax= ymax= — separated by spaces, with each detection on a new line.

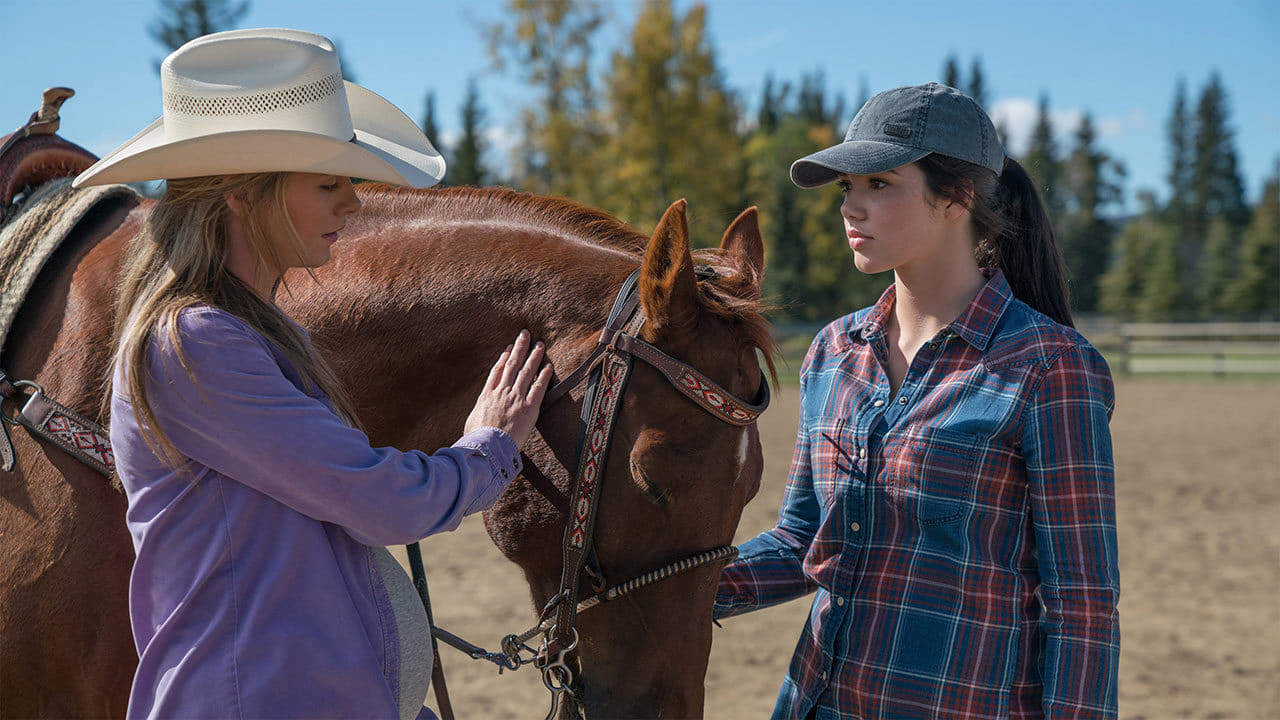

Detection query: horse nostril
xmin=629 ymin=456 xmax=669 ymax=508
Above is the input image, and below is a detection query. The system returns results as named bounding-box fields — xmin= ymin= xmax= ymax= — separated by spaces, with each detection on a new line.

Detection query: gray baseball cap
xmin=790 ymin=82 xmax=1005 ymax=188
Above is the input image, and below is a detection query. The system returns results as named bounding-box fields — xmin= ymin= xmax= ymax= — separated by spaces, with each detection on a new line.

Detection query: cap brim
xmin=790 ymin=140 xmax=930 ymax=188
xmin=74 ymin=81 xmax=445 ymax=188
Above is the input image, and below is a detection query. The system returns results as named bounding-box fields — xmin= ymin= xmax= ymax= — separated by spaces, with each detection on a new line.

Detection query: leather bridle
xmin=502 ymin=266 xmax=769 ymax=715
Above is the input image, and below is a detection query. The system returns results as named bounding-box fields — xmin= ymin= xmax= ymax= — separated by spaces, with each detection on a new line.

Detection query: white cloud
xmin=991 ymin=98 xmax=1144 ymax=155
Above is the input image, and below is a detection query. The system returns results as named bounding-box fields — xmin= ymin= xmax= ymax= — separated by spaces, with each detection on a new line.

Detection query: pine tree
xmin=450 ymin=79 xmax=489 ymax=187
xmin=485 ymin=0 xmax=606 ymax=199
xmin=1224 ymin=170 xmax=1280 ymax=317
xmin=967 ymin=57 xmax=988 ymax=109
xmin=1192 ymin=73 xmax=1250 ymax=233
xmin=1198 ymin=216 xmax=1239 ymax=315
xmin=758 ymin=74 xmax=788 ymax=133
xmin=1061 ymin=112 xmax=1124 ymax=312
xmin=149 ymin=0 xmax=249 ymax=69
xmin=1139 ymin=223 xmax=1182 ymax=321
xmin=1023 ymin=92 xmax=1064 ymax=226
xmin=1099 ymin=193 xmax=1158 ymax=319
xmin=942 ymin=55 xmax=961 ymax=90
xmin=421 ymin=91 xmax=440 ymax=149
xmin=1165 ymin=79 xmax=1194 ymax=232
xmin=597 ymin=0 xmax=744 ymax=247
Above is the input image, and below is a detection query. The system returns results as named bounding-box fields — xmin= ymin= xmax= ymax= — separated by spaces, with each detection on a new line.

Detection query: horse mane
xmin=358 ymin=183 xmax=779 ymax=378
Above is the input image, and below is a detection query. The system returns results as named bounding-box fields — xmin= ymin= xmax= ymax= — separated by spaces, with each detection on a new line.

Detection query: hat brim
xmin=790 ymin=140 xmax=930 ymax=189
xmin=73 ymin=82 xmax=445 ymax=189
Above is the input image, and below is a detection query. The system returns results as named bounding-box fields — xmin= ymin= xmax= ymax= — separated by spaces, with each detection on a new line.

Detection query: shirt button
xmin=872 ymin=399 xmax=885 ymax=408
xmin=500 ymin=469 xmax=508 ymax=478
xmin=820 ymin=670 xmax=828 ymax=681
xmin=513 ymin=457 xmax=520 ymax=469
xmin=835 ymin=596 xmax=845 ymax=606
xmin=899 ymin=396 xmax=908 ymax=405
xmin=850 ymin=521 xmax=861 ymax=532
xmin=858 ymin=448 xmax=867 ymax=459
xmin=928 ymin=342 xmax=938 ymax=350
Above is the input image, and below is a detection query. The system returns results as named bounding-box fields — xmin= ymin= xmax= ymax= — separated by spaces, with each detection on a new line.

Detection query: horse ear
xmin=639 ymin=199 xmax=699 ymax=343
xmin=719 ymin=206 xmax=765 ymax=283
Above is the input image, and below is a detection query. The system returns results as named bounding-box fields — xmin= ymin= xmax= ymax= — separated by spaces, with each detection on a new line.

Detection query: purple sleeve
xmin=143 ymin=307 xmax=521 ymax=546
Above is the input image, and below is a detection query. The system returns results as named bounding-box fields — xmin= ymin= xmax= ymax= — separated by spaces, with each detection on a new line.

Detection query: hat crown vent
xmin=164 ymin=72 xmax=344 ymax=117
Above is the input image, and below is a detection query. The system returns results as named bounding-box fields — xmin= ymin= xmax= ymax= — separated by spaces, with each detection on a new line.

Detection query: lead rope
xmin=406 ymin=541 xmax=454 ymax=720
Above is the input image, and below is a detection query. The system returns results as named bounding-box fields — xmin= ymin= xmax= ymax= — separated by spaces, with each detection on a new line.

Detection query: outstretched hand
xmin=463 ymin=330 xmax=553 ymax=447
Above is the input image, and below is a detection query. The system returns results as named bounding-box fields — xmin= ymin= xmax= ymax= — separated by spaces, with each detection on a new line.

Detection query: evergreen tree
xmin=942 ymin=55 xmax=961 ymax=90
xmin=450 ymin=78 xmax=489 ymax=187
xmin=597 ymin=0 xmax=744 ymax=247
xmin=1061 ymin=112 xmax=1124 ymax=312
xmin=1192 ymin=73 xmax=1250 ymax=233
xmin=421 ymin=91 xmax=440 ymax=148
xmin=1138 ymin=223 xmax=1182 ymax=321
xmin=1198 ymin=216 xmax=1239 ymax=315
xmin=1165 ymin=79 xmax=1194 ymax=231
xmin=1225 ymin=170 xmax=1280 ymax=317
xmin=967 ymin=57 xmax=988 ymax=109
xmin=1023 ymin=92 xmax=1064 ymax=225
xmin=1099 ymin=192 xmax=1158 ymax=318
xmin=149 ymin=0 xmax=249 ymax=69
xmin=485 ymin=0 xmax=606 ymax=199
xmin=796 ymin=71 xmax=828 ymax=126
xmin=758 ymin=74 xmax=788 ymax=133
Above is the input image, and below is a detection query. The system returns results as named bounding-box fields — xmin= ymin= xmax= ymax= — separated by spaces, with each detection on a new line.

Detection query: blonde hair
xmin=107 ymin=172 xmax=360 ymax=467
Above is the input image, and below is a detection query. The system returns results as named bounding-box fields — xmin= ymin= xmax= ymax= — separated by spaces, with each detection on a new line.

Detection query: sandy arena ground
xmin=397 ymin=379 xmax=1280 ymax=719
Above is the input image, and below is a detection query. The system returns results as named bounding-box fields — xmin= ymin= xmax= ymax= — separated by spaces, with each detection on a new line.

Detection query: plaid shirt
xmin=716 ymin=270 xmax=1119 ymax=720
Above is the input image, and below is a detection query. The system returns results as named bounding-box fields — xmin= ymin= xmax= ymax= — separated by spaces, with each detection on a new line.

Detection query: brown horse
xmin=0 ymin=176 xmax=775 ymax=717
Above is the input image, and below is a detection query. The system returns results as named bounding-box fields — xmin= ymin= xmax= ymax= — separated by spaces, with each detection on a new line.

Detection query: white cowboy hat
xmin=73 ymin=28 xmax=445 ymax=188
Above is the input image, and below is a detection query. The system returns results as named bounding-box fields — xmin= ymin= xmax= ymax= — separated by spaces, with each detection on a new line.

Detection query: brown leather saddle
xmin=0 ymin=88 xmax=98 ymax=225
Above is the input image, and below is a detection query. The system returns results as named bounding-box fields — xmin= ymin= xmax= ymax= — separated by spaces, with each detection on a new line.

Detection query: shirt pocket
xmin=806 ymin=419 xmax=861 ymax=508
xmin=883 ymin=427 xmax=981 ymax=525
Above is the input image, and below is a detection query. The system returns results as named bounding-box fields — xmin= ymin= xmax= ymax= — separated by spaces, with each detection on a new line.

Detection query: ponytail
xmin=916 ymin=154 xmax=1074 ymax=328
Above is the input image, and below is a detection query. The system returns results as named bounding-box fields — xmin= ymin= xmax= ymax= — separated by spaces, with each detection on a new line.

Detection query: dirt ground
xmin=398 ymin=379 xmax=1280 ymax=719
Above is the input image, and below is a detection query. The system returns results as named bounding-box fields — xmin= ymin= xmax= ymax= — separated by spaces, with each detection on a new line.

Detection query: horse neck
xmin=299 ymin=217 xmax=640 ymax=452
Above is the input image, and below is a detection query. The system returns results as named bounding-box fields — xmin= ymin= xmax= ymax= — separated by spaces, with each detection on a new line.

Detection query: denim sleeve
xmin=714 ymin=336 xmax=823 ymax=620
xmin=142 ymin=307 xmax=521 ymax=547
xmin=1022 ymin=343 xmax=1120 ymax=718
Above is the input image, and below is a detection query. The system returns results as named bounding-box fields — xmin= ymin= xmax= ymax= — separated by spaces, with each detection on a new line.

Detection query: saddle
xmin=0 ymin=88 xmax=136 ymax=478
xmin=0 ymin=88 xmax=98 ymax=224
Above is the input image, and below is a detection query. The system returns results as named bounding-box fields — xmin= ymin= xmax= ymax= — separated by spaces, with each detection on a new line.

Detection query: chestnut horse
xmin=0 ymin=180 xmax=774 ymax=718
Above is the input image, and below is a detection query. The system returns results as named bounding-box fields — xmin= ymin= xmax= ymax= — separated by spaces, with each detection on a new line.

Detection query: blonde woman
xmin=74 ymin=29 xmax=548 ymax=720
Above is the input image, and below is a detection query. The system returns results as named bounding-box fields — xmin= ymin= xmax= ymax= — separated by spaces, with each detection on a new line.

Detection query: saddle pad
xmin=0 ymin=177 xmax=138 ymax=353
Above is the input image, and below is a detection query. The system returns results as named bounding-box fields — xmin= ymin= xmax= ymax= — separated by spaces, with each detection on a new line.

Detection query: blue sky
xmin=4 ymin=0 xmax=1277 ymax=214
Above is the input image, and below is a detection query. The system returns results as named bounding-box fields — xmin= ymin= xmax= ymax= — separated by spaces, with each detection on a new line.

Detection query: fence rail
xmin=1077 ymin=320 xmax=1280 ymax=377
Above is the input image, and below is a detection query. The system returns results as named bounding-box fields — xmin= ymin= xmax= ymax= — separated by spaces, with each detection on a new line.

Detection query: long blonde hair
xmin=108 ymin=172 xmax=360 ymax=467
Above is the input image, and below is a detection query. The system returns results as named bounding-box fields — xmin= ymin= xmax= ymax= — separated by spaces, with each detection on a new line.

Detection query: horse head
xmin=489 ymin=199 xmax=774 ymax=718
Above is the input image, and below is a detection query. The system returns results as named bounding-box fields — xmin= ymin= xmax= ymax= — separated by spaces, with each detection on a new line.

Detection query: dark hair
xmin=914 ymin=153 xmax=1073 ymax=328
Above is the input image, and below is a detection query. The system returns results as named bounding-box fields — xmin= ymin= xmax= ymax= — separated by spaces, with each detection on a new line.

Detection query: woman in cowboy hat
xmin=713 ymin=83 xmax=1120 ymax=719
xmin=75 ymin=29 xmax=549 ymax=720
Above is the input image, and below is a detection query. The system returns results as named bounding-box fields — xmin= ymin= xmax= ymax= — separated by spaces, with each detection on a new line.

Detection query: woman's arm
xmin=1023 ymin=342 xmax=1121 ymax=718
xmin=714 ymin=337 xmax=825 ymax=620
xmin=142 ymin=307 xmax=520 ymax=546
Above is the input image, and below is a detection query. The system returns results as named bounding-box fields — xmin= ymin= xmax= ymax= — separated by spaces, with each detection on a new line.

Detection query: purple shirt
xmin=111 ymin=305 xmax=521 ymax=719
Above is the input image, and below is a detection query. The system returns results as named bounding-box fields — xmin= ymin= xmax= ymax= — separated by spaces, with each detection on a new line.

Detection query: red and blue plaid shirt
xmin=716 ymin=270 xmax=1119 ymax=719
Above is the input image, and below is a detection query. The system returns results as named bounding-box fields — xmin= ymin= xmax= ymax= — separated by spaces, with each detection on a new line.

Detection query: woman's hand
xmin=463 ymin=330 xmax=553 ymax=447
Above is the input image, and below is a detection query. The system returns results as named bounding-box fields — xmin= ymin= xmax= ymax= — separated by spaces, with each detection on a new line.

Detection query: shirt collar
xmin=849 ymin=268 xmax=1013 ymax=352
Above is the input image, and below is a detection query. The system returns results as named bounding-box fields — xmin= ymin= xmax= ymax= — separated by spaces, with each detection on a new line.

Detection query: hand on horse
xmin=463 ymin=329 xmax=553 ymax=448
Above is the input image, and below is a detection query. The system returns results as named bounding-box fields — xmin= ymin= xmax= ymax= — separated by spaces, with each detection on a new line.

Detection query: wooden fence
xmin=1077 ymin=321 xmax=1280 ymax=377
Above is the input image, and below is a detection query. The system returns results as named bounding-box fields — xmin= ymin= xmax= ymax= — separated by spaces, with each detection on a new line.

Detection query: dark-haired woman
xmin=714 ymin=83 xmax=1119 ymax=719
